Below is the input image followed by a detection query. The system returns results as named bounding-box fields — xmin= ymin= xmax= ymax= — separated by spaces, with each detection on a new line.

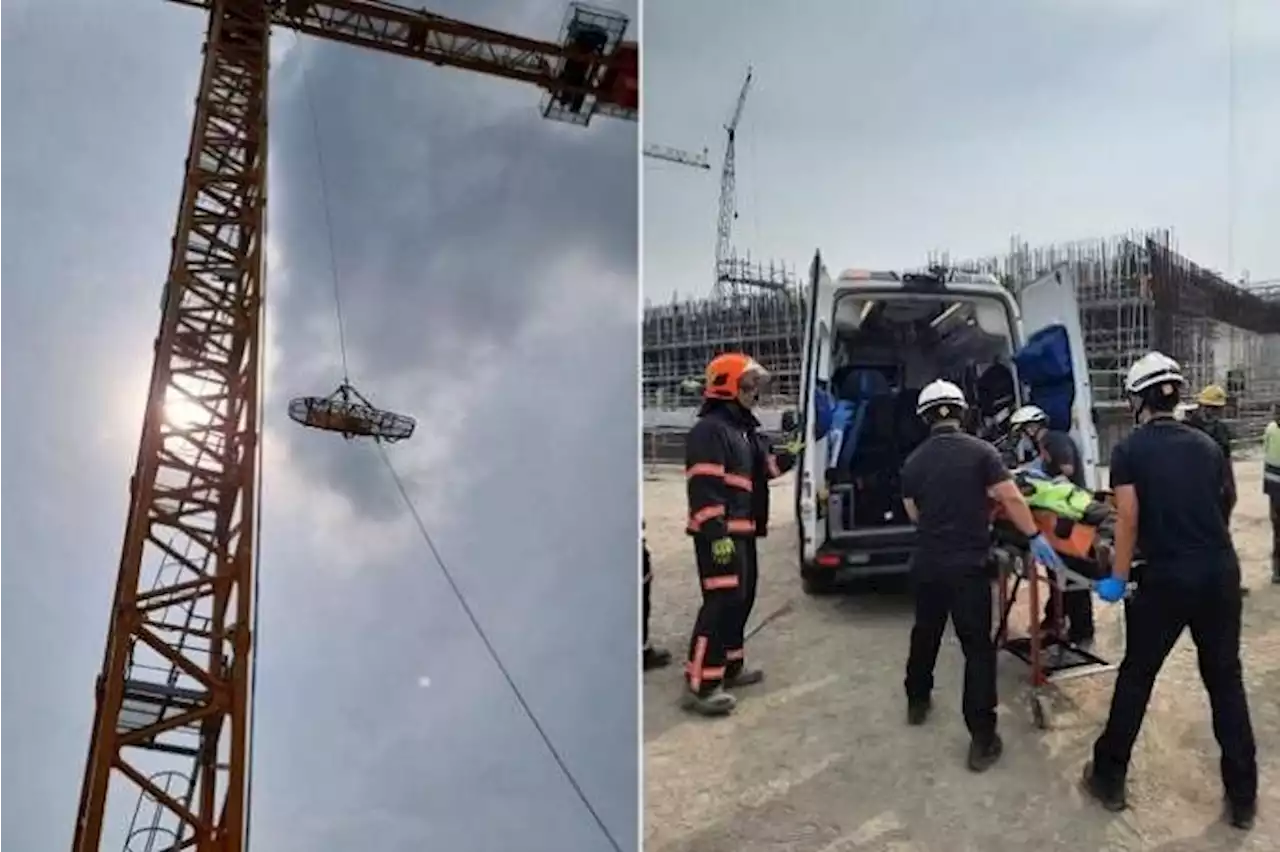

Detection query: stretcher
xmin=989 ymin=483 xmax=1130 ymax=729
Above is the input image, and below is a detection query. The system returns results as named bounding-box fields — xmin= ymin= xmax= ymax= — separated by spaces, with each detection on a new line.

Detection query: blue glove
xmin=1095 ymin=575 xmax=1127 ymax=603
xmin=1027 ymin=533 xmax=1065 ymax=572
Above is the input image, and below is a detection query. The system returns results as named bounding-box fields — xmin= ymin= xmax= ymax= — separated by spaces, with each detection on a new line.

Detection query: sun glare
xmin=163 ymin=396 xmax=209 ymax=430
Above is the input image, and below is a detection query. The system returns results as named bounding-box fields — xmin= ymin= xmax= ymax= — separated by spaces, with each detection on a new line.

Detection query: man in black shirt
xmin=901 ymin=380 xmax=1066 ymax=773
xmin=1082 ymin=353 xmax=1257 ymax=830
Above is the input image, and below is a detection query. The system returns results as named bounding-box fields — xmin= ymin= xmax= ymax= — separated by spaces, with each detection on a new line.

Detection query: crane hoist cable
xmin=287 ymin=34 xmax=417 ymax=444
xmin=299 ymin=35 xmax=352 ymax=386
xmin=291 ymin=37 xmax=624 ymax=852
xmin=375 ymin=444 xmax=624 ymax=852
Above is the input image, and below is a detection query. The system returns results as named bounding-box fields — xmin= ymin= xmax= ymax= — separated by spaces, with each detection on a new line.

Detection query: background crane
xmin=711 ymin=67 xmax=794 ymax=296
xmin=714 ymin=67 xmax=753 ymax=295
xmin=70 ymin=2 xmax=636 ymax=851
xmin=643 ymin=143 xmax=711 ymax=170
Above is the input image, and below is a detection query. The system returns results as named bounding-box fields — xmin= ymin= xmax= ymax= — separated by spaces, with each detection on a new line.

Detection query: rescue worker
xmin=681 ymin=353 xmax=772 ymax=716
xmin=1082 ymin=353 xmax=1257 ymax=829
xmin=730 ymin=413 xmax=804 ymax=687
xmin=901 ymin=380 xmax=1067 ymax=772
xmin=642 ymin=522 xmax=672 ymax=672
xmin=1010 ymin=404 xmax=1096 ymax=643
xmin=1265 ymin=404 xmax=1280 ymax=583
xmin=1186 ymin=384 xmax=1247 ymax=595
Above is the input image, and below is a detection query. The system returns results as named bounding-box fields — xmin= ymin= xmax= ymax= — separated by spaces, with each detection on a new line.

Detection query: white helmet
xmin=916 ymin=379 xmax=968 ymax=418
xmin=1009 ymin=404 xmax=1049 ymax=429
xmin=1124 ymin=351 xmax=1185 ymax=395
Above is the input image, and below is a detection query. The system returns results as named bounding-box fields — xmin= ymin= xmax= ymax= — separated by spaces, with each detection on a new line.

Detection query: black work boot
xmin=723 ymin=666 xmax=765 ymax=689
xmin=906 ymin=699 xmax=932 ymax=726
xmin=1225 ymin=797 xmax=1257 ymax=830
xmin=643 ymin=646 xmax=672 ymax=671
xmin=1068 ymin=631 xmax=1096 ymax=648
xmin=1080 ymin=761 xmax=1127 ymax=812
xmin=679 ymin=686 xmax=736 ymax=717
xmin=966 ymin=733 xmax=1003 ymax=772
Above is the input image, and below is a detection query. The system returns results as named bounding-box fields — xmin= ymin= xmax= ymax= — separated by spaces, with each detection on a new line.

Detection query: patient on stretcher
xmin=994 ymin=467 xmax=1116 ymax=572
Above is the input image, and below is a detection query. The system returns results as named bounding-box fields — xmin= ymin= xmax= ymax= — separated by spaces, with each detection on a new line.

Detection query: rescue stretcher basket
xmin=288 ymin=382 xmax=415 ymax=443
xmin=991 ymin=524 xmax=1131 ymax=730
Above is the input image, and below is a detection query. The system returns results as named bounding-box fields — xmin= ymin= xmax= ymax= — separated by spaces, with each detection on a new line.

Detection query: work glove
xmin=710 ymin=537 xmax=736 ymax=566
xmin=1094 ymin=575 xmax=1127 ymax=603
xmin=1027 ymin=533 xmax=1065 ymax=573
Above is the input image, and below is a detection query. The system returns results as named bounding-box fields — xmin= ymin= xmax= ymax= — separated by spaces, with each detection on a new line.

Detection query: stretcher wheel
xmin=1030 ymin=693 xmax=1051 ymax=730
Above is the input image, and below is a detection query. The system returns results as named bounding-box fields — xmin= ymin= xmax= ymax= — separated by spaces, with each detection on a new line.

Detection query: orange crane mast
xmin=70 ymin=2 xmax=636 ymax=851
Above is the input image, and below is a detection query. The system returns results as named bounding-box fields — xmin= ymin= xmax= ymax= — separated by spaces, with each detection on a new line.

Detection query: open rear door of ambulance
xmin=1017 ymin=265 xmax=1101 ymax=490
xmin=796 ymin=251 xmax=837 ymax=579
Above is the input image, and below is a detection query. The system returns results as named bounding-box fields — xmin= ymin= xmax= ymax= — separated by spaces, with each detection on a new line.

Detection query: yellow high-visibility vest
xmin=1265 ymin=421 xmax=1280 ymax=495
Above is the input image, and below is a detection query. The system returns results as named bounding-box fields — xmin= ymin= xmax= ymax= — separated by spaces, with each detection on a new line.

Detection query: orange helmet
xmin=703 ymin=353 xmax=769 ymax=400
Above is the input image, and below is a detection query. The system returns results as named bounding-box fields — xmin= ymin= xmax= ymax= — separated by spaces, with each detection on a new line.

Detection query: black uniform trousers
xmin=1040 ymin=554 xmax=1097 ymax=642
xmin=1270 ymin=494 xmax=1280 ymax=567
xmin=724 ymin=538 xmax=759 ymax=677
xmin=686 ymin=536 xmax=755 ymax=694
xmin=1092 ymin=564 xmax=1257 ymax=806
xmin=904 ymin=569 xmax=999 ymax=743
xmin=642 ymin=543 xmax=653 ymax=650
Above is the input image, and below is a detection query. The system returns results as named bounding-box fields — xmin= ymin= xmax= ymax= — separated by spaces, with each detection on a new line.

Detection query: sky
xmin=643 ymin=0 xmax=1280 ymax=302
xmin=2 ymin=1 xmax=639 ymax=851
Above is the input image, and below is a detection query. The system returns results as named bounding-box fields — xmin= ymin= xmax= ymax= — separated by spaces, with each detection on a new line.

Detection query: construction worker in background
xmin=1186 ymin=384 xmax=1247 ymax=595
xmin=1009 ymin=404 xmax=1096 ymax=643
xmin=1265 ymin=404 xmax=1280 ymax=583
xmin=642 ymin=521 xmax=672 ymax=672
xmin=681 ymin=353 xmax=773 ymax=716
xmin=1082 ymin=353 xmax=1257 ymax=829
xmin=900 ymin=380 xmax=1067 ymax=772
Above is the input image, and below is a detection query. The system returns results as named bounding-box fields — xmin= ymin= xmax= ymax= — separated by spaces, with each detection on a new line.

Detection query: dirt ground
xmin=643 ymin=456 xmax=1279 ymax=852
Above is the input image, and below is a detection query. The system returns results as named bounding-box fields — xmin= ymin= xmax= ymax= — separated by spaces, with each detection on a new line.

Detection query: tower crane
xmin=710 ymin=68 xmax=793 ymax=296
xmin=70 ymin=2 xmax=636 ymax=851
xmin=714 ymin=66 xmax=752 ymax=295
xmin=643 ymin=144 xmax=711 ymax=170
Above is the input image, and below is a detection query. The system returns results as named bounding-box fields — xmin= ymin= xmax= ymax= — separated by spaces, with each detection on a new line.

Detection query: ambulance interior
xmin=824 ymin=293 xmax=1019 ymax=530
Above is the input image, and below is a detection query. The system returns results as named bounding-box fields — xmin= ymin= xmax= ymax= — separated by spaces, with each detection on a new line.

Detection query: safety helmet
xmin=916 ymin=379 xmax=968 ymax=419
xmin=1009 ymin=404 xmax=1049 ymax=429
xmin=1196 ymin=383 xmax=1228 ymax=407
xmin=703 ymin=352 xmax=769 ymax=400
xmin=1124 ymin=351 xmax=1185 ymax=395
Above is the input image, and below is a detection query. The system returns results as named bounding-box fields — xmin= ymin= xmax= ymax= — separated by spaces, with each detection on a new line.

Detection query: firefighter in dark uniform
xmin=901 ymin=380 xmax=1066 ymax=772
xmin=1082 ymin=353 xmax=1257 ymax=830
xmin=681 ymin=353 xmax=775 ymax=717
xmin=642 ymin=521 xmax=672 ymax=671
xmin=1010 ymin=404 xmax=1097 ymax=643
xmin=1186 ymin=384 xmax=1248 ymax=595
xmin=726 ymin=416 xmax=804 ymax=686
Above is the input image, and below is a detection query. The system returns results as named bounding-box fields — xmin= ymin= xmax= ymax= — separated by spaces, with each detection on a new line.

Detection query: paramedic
xmin=901 ymin=380 xmax=1067 ymax=772
xmin=1082 ymin=353 xmax=1257 ymax=829
xmin=1265 ymin=404 xmax=1280 ymax=583
xmin=1186 ymin=384 xmax=1247 ymax=595
xmin=642 ymin=523 xmax=672 ymax=672
xmin=681 ymin=353 xmax=769 ymax=717
xmin=1010 ymin=405 xmax=1096 ymax=643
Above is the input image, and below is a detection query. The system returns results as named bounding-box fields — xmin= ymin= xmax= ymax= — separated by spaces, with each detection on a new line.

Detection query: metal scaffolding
xmin=642 ymin=286 xmax=804 ymax=410
xmin=643 ymin=229 xmax=1280 ymax=459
